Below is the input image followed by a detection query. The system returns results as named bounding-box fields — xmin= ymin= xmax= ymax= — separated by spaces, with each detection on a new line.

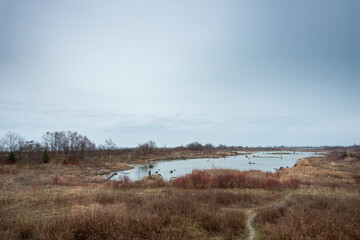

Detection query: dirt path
xmin=245 ymin=193 xmax=293 ymax=240
xmin=246 ymin=212 xmax=258 ymax=240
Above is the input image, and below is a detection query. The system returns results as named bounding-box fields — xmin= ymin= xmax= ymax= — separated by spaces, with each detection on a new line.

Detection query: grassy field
xmin=0 ymin=148 xmax=359 ymax=239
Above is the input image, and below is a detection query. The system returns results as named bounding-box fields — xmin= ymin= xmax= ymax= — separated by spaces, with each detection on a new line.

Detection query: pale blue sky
xmin=0 ymin=0 xmax=359 ymax=147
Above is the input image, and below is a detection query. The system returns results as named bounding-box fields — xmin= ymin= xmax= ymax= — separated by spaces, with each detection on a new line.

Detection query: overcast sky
xmin=1 ymin=0 xmax=359 ymax=147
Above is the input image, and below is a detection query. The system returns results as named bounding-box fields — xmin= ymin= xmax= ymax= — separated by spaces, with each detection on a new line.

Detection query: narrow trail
xmin=245 ymin=192 xmax=294 ymax=240
xmin=246 ymin=212 xmax=258 ymax=240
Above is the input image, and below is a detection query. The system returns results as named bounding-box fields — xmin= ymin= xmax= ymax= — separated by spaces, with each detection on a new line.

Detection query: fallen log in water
xmin=106 ymin=172 xmax=117 ymax=181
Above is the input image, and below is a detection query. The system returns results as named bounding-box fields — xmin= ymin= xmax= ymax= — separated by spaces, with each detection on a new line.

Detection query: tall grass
xmin=255 ymin=194 xmax=360 ymax=239
xmin=104 ymin=175 xmax=130 ymax=189
xmin=104 ymin=175 xmax=167 ymax=189
xmin=354 ymin=175 xmax=360 ymax=185
xmin=7 ymin=189 xmax=255 ymax=240
xmin=172 ymin=171 xmax=300 ymax=190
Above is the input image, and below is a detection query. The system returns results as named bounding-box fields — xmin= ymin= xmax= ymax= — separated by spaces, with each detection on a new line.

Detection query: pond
xmin=108 ymin=151 xmax=321 ymax=181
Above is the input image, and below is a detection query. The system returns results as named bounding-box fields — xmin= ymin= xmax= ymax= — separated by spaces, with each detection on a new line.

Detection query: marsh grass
xmin=354 ymin=175 xmax=360 ymax=184
xmin=1 ymin=148 xmax=360 ymax=240
xmin=0 ymin=179 xmax=283 ymax=240
xmin=172 ymin=171 xmax=300 ymax=190
xmin=255 ymin=194 xmax=360 ymax=239
xmin=2 ymin=188 xmax=271 ymax=240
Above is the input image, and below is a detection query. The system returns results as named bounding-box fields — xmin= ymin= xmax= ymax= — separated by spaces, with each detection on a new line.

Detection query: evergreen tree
xmin=42 ymin=149 xmax=50 ymax=163
xmin=7 ymin=152 xmax=16 ymax=163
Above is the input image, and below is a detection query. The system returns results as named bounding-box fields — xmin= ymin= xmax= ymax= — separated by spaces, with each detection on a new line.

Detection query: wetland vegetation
xmin=0 ymin=131 xmax=360 ymax=239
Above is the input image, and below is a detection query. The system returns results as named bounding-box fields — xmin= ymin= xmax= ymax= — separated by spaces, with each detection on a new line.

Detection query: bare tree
xmin=3 ymin=131 xmax=20 ymax=152
xmin=24 ymin=140 xmax=42 ymax=163
xmin=138 ymin=140 xmax=157 ymax=155
xmin=17 ymin=137 xmax=26 ymax=161
xmin=104 ymin=138 xmax=116 ymax=159
xmin=187 ymin=142 xmax=203 ymax=150
xmin=217 ymin=144 xmax=227 ymax=149
xmin=42 ymin=132 xmax=56 ymax=152
xmin=68 ymin=131 xmax=80 ymax=153
xmin=104 ymin=138 xmax=116 ymax=151
xmin=42 ymin=130 xmax=95 ymax=159
xmin=55 ymin=131 xmax=66 ymax=155
xmin=204 ymin=143 xmax=215 ymax=150
xmin=0 ymin=139 xmax=5 ymax=152
xmin=79 ymin=135 xmax=95 ymax=160
xmin=59 ymin=131 xmax=69 ymax=157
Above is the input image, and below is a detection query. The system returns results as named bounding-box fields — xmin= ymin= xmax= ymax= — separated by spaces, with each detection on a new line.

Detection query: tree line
xmin=0 ymin=130 xmax=240 ymax=164
xmin=0 ymin=131 xmax=161 ymax=164
xmin=0 ymin=131 xmax=99 ymax=164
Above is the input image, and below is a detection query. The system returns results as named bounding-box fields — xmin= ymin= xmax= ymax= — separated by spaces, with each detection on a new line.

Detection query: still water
xmin=109 ymin=151 xmax=320 ymax=181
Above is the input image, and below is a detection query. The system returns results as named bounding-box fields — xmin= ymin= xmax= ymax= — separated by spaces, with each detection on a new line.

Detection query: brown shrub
xmin=255 ymin=206 xmax=286 ymax=224
xmin=17 ymin=218 xmax=33 ymax=239
xmin=93 ymin=192 xmax=117 ymax=205
xmin=172 ymin=171 xmax=300 ymax=190
xmin=354 ymin=175 xmax=360 ymax=184
xmin=212 ymin=173 xmax=247 ymax=188
xmin=27 ymin=207 xmax=169 ymax=240
xmin=195 ymin=207 xmax=245 ymax=238
xmin=146 ymin=178 xmax=167 ymax=188
xmin=255 ymin=194 xmax=360 ymax=239
xmin=51 ymin=175 xmax=75 ymax=186
xmin=222 ymin=210 xmax=246 ymax=239
xmin=173 ymin=171 xmax=211 ymax=189
xmin=5 ymin=187 xmax=274 ymax=239
xmin=148 ymin=191 xmax=197 ymax=218
xmin=282 ymin=178 xmax=301 ymax=189
xmin=196 ymin=208 xmax=222 ymax=233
